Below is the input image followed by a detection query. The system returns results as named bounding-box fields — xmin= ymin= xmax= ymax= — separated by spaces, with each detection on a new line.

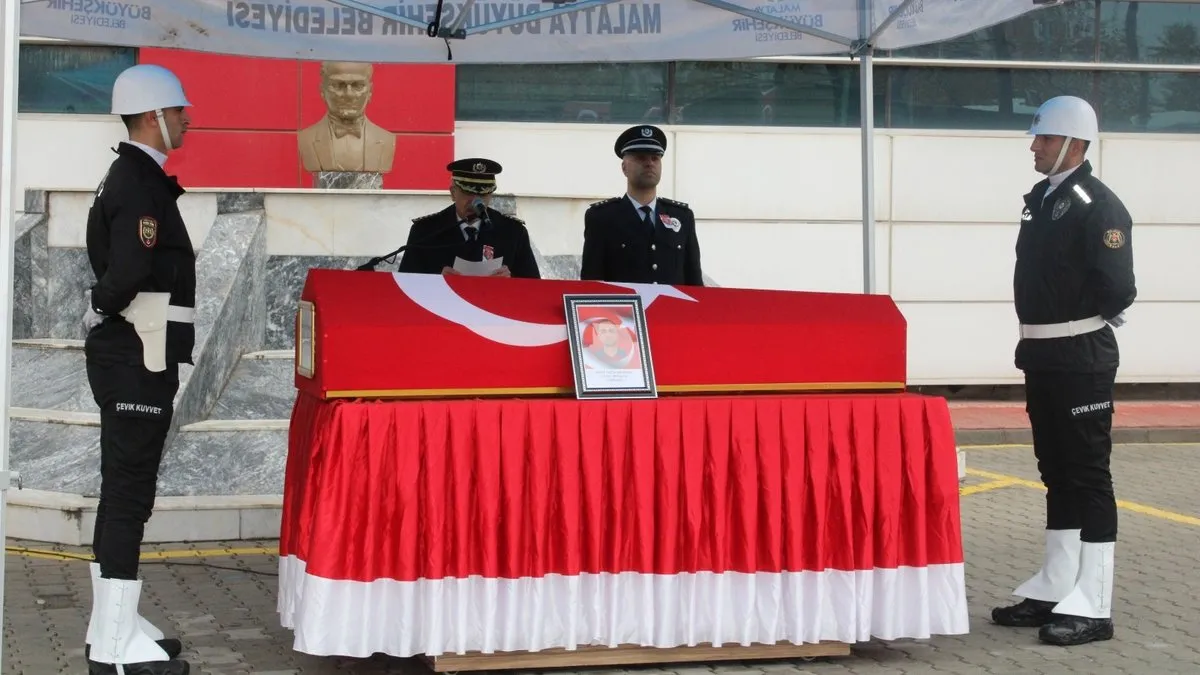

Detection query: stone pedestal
xmin=313 ymin=171 xmax=383 ymax=190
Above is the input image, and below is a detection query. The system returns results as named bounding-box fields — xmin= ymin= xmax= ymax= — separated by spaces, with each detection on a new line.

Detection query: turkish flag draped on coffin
xmin=293 ymin=270 xmax=908 ymax=398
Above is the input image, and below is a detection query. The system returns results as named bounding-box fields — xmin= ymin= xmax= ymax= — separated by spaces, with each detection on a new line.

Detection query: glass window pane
xmin=456 ymin=63 xmax=669 ymax=124
xmin=1099 ymin=1 xmax=1200 ymax=64
xmin=671 ymin=61 xmax=877 ymax=128
xmin=881 ymin=67 xmax=1095 ymax=130
xmin=1099 ymin=71 xmax=1200 ymax=132
xmin=18 ymin=44 xmax=137 ymax=114
xmin=889 ymin=1 xmax=1097 ymax=62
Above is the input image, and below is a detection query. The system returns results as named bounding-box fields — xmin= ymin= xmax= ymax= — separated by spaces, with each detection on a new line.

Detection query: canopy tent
xmin=0 ymin=0 xmax=1066 ymax=671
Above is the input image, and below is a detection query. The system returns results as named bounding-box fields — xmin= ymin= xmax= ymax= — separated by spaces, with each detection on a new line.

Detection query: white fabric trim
xmin=276 ymin=556 xmax=968 ymax=658
xmin=1020 ymin=315 xmax=1105 ymax=339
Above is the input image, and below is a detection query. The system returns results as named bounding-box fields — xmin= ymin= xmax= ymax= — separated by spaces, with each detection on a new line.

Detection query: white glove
xmin=1106 ymin=311 xmax=1127 ymax=328
xmin=81 ymin=291 xmax=103 ymax=333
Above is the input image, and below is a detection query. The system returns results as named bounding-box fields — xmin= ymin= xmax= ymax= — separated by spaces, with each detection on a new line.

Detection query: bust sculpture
xmin=298 ymin=61 xmax=396 ymax=174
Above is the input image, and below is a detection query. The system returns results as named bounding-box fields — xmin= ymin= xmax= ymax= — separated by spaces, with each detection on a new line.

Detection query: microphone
xmin=472 ymin=198 xmax=492 ymax=229
xmin=355 ymin=218 xmax=463 ymax=271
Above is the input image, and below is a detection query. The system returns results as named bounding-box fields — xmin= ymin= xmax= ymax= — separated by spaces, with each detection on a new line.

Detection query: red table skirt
xmin=277 ymin=392 xmax=968 ymax=658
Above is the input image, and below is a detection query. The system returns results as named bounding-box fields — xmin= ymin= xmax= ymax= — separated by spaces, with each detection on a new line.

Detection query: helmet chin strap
xmin=1049 ymin=136 xmax=1073 ymax=176
xmin=154 ymin=109 xmax=174 ymax=151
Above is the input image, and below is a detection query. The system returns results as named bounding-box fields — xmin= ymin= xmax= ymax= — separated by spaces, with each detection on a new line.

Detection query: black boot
xmin=87 ymin=639 xmax=184 ymax=673
xmin=1039 ymin=615 xmax=1114 ymax=646
xmin=991 ymin=598 xmax=1056 ymax=627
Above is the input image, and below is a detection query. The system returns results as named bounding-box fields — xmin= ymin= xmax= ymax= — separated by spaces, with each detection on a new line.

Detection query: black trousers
xmin=87 ymin=360 xmax=179 ymax=580
xmin=1024 ymin=369 xmax=1118 ymax=543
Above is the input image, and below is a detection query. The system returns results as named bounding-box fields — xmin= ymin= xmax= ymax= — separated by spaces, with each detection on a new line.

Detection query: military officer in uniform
xmin=580 ymin=125 xmax=704 ymax=286
xmin=991 ymin=95 xmax=1136 ymax=648
xmin=393 ymin=158 xmax=540 ymax=279
xmin=80 ymin=64 xmax=195 ymax=674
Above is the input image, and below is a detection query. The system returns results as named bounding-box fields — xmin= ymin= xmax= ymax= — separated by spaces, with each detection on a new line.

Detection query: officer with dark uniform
xmin=991 ymin=95 xmax=1136 ymax=648
xmin=392 ymin=158 xmax=540 ymax=279
xmin=80 ymin=64 xmax=194 ymax=674
xmin=580 ymin=125 xmax=703 ymax=286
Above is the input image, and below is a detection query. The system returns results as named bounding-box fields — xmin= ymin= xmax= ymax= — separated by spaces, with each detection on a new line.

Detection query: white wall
xmin=16 ymin=115 xmax=1200 ymax=385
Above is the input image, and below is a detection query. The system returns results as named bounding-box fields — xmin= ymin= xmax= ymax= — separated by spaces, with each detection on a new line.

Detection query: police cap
xmin=614 ymin=125 xmax=666 ymax=158
xmin=448 ymin=158 xmax=502 ymax=195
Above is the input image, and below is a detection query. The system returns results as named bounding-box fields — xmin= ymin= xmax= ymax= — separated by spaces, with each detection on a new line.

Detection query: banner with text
xmin=20 ymin=0 xmax=1060 ymax=64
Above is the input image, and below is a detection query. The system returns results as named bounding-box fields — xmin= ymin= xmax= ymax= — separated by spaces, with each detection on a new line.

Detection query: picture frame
xmin=295 ymin=300 xmax=316 ymax=378
xmin=563 ymin=294 xmax=657 ymax=400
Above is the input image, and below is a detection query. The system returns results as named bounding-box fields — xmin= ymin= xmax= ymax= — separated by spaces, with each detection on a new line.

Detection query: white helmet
xmin=111 ymin=64 xmax=190 ymax=151
xmin=111 ymin=64 xmax=190 ymax=115
xmin=1027 ymin=95 xmax=1098 ymax=143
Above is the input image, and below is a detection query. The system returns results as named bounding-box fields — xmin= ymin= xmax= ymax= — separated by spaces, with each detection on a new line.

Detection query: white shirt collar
xmin=1044 ymin=163 xmax=1082 ymax=197
xmin=627 ymin=194 xmax=657 ymax=214
xmin=458 ymin=215 xmax=481 ymax=240
xmin=127 ymin=140 xmax=168 ymax=168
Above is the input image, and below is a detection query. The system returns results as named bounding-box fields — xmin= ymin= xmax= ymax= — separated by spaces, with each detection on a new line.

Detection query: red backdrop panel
xmin=299 ymin=62 xmax=455 ymax=134
xmin=136 ymin=49 xmax=456 ymax=189
xmin=167 ymin=130 xmax=300 ymax=189
xmin=138 ymin=48 xmax=301 ymax=131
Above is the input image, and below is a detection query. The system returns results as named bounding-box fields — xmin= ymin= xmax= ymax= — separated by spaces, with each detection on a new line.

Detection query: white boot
xmin=1052 ymin=541 xmax=1115 ymax=619
xmin=1013 ymin=529 xmax=1082 ymax=602
xmin=89 ymin=577 xmax=172 ymax=665
xmin=88 ymin=562 xmax=166 ymax=643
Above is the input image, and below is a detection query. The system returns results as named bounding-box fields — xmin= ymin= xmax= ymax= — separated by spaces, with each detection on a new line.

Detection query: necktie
xmin=464 ymin=225 xmax=478 ymax=242
xmin=640 ymin=205 xmax=654 ymax=230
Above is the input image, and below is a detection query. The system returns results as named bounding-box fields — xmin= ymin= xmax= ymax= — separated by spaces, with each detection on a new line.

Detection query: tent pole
xmin=858 ymin=47 xmax=877 ymax=296
xmin=0 ymin=0 xmax=22 ymax=672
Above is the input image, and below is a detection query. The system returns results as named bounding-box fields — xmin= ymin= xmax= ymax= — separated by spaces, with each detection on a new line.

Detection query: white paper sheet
xmin=453 ymin=256 xmax=504 ymax=277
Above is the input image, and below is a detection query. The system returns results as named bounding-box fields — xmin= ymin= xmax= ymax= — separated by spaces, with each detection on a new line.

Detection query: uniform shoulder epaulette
xmin=504 ymin=213 xmax=526 ymax=226
xmin=411 ymin=212 xmax=438 ymax=224
xmin=588 ymin=197 xmax=620 ymax=209
xmin=660 ymin=197 xmax=690 ymax=209
xmin=1068 ymin=182 xmax=1094 ymax=206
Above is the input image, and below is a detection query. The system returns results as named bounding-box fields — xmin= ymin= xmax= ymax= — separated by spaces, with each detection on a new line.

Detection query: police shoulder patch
xmin=138 ymin=217 xmax=157 ymax=248
xmin=1102 ymin=228 xmax=1126 ymax=249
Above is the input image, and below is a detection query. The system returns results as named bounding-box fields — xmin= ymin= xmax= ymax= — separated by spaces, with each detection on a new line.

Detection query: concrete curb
xmin=5 ymin=488 xmax=281 ymax=546
xmin=956 ymin=427 xmax=1200 ymax=446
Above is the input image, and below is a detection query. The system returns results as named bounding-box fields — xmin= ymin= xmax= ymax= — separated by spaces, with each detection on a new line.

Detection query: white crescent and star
xmin=390 ymin=274 xmax=697 ymax=348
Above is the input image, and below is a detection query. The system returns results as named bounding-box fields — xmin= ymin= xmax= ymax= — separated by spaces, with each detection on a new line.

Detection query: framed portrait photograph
xmin=563 ymin=294 xmax=657 ymax=400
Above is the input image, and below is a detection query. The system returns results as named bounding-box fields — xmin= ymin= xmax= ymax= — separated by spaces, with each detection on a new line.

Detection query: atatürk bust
xmin=298 ymin=61 xmax=396 ymax=174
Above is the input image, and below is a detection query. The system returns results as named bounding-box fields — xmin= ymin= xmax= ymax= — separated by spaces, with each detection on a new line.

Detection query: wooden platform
xmin=421 ymin=641 xmax=852 ymax=672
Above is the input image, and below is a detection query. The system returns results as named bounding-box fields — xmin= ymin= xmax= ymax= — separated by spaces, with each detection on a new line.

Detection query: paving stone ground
xmin=4 ymin=442 xmax=1198 ymax=674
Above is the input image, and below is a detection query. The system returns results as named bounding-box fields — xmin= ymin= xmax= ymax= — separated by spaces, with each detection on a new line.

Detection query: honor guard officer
xmin=80 ymin=64 xmax=196 ymax=674
xmin=991 ymin=95 xmax=1136 ymax=647
xmin=394 ymin=158 xmax=540 ymax=278
xmin=580 ymin=125 xmax=704 ymax=286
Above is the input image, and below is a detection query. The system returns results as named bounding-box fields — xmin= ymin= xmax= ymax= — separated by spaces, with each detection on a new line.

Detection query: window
xmin=18 ymin=44 xmax=137 ymax=114
xmin=671 ymin=62 xmax=877 ymax=128
xmin=456 ymin=63 xmax=669 ymax=124
xmin=452 ymin=0 xmax=1200 ymax=133
xmin=889 ymin=1 xmax=1098 ymax=62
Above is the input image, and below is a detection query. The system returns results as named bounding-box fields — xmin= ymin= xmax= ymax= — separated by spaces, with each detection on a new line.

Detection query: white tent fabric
xmin=20 ymin=0 xmax=1055 ymax=64
xmin=0 ymin=0 xmax=1065 ymax=671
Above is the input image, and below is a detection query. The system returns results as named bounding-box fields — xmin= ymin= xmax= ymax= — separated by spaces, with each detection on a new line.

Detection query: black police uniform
xmin=85 ymin=141 xmax=196 ymax=586
xmin=993 ymin=159 xmax=1135 ymax=643
xmin=580 ymin=125 xmax=704 ymax=286
xmin=395 ymin=158 xmax=540 ymax=279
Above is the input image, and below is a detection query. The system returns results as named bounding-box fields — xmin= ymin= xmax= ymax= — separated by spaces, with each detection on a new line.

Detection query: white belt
xmin=1019 ymin=315 xmax=1105 ymax=340
xmin=167 ymin=305 xmax=194 ymax=324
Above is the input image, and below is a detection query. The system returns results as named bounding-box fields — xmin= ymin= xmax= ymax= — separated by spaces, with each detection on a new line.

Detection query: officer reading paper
xmin=389 ymin=158 xmax=540 ymax=278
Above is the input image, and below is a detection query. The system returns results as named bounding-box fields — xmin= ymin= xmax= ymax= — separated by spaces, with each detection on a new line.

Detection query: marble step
xmin=8 ymin=341 xmax=297 ymax=422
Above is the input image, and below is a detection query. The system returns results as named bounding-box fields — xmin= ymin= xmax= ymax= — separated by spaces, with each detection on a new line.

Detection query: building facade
xmin=13 ymin=0 xmax=1200 ymax=385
